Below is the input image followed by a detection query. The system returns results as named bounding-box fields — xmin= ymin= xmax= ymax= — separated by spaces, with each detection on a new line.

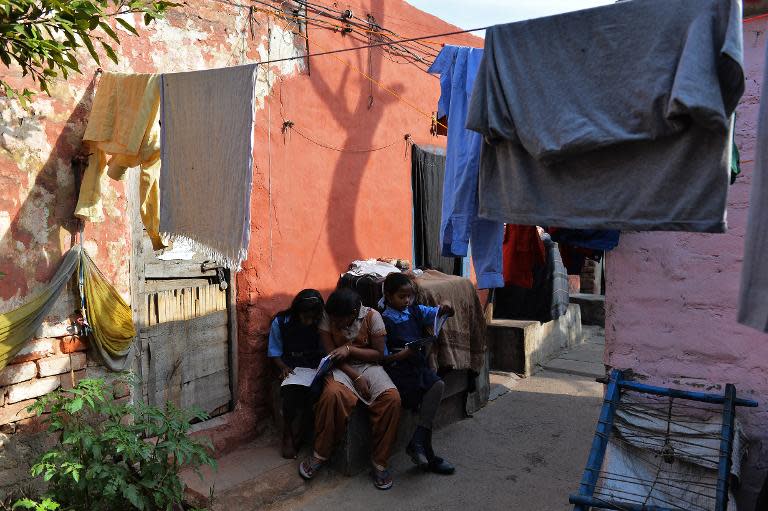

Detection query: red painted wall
xmin=0 ymin=0 xmax=481 ymax=452
xmin=233 ymin=1 xmax=482 ymax=445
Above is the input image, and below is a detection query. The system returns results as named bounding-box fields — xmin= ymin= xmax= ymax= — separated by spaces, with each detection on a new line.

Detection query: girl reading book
xmin=268 ymin=289 xmax=325 ymax=459
xmin=299 ymin=288 xmax=401 ymax=490
xmin=381 ymin=272 xmax=456 ymax=475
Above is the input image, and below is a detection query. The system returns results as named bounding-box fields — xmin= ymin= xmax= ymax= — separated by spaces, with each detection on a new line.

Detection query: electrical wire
xmin=255 ymin=7 xmax=447 ymax=129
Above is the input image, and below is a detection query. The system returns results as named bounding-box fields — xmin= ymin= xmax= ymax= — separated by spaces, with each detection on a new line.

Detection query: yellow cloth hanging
xmin=80 ymin=250 xmax=135 ymax=371
xmin=75 ymin=72 xmax=165 ymax=250
xmin=0 ymin=246 xmax=135 ymax=372
xmin=0 ymin=248 xmax=81 ymax=370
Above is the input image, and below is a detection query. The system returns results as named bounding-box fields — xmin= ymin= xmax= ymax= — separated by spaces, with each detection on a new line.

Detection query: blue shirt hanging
xmin=428 ymin=46 xmax=504 ymax=289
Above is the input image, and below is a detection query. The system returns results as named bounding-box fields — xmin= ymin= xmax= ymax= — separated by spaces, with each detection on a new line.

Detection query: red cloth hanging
xmin=502 ymin=225 xmax=546 ymax=288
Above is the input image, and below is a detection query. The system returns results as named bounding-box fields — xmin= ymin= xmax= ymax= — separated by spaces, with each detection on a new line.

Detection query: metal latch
xmin=201 ymin=261 xmax=229 ymax=291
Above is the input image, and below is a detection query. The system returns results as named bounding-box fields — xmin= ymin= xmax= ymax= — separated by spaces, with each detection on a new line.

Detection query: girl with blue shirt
xmin=268 ymin=289 xmax=325 ymax=459
xmin=381 ymin=273 xmax=456 ymax=475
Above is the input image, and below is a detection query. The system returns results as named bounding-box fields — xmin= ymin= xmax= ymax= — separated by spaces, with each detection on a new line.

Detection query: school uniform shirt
xmin=381 ymin=304 xmax=439 ymax=335
xmin=428 ymin=45 xmax=504 ymax=289
xmin=318 ymin=307 xmax=396 ymax=405
xmin=381 ymin=304 xmax=442 ymax=410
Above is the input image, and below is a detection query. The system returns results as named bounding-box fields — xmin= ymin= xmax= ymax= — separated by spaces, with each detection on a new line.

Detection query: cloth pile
xmin=415 ymin=270 xmax=487 ymax=373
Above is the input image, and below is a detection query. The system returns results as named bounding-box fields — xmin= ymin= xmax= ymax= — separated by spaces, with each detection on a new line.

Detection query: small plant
xmin=21 ymin=377 xmax=216 ymax=511
xmin=11 ymin=498 xmax=60 ymax=511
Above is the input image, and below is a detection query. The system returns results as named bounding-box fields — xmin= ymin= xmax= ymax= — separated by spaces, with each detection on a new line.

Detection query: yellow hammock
xmin=0 ymin=245 xmax=135 ymax=372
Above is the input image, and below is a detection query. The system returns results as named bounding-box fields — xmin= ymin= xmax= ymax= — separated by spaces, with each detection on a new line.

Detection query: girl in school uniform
xmin=381 ymin=272 xmax=456 ymax=475
xmin=268 ymin=289 xmax=325 ymax=459
xmin=299 ymin=288 xmax=402 ymax=490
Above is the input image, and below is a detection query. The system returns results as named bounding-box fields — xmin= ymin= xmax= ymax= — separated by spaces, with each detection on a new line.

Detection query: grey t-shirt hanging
xmin=738 ymin=39 xmax=768 ymax=333
xmin=466 ymin=0 xmax=744 ymax=232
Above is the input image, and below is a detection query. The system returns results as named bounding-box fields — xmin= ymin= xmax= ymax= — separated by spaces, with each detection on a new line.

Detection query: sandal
xmin=371 ymin=467 xmax=393 ymax=490
xmin=299 ymin=455 xmax=324 ymax=480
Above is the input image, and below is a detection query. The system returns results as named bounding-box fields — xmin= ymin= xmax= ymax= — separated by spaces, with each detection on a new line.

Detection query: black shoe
xmin=406 ymin=440 xmax=429 ymax=469
xmin=428 ymin=456 xmax=455 ymax=475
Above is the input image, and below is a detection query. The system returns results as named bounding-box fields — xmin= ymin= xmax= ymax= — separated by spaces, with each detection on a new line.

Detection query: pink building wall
xmin=605 ymin=16 xmax=768 ymax=504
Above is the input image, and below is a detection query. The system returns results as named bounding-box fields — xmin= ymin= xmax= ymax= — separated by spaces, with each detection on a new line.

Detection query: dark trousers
xmin=280 ymin=384 xmax=315 ymax=421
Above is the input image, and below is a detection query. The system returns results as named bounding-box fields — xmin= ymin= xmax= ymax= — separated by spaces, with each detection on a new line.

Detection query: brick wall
xmin=0 ymin=335 xmax=87 ymax=430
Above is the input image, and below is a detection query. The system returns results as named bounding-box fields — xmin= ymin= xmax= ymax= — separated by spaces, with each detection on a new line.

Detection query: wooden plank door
xmin=128 ymin=175 xmax=237 ymax=418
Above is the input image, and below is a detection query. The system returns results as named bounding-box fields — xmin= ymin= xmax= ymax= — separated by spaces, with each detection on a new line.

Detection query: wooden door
xmin=128 ymin=176 xmax=237 ymax=418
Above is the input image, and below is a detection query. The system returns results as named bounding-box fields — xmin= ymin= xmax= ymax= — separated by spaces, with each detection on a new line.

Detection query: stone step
xmin=569 ymin=293 xmax=605 ymax=326
xmin=543 ymin=358 xmax=605 ymax=379
xmin=182 ymin=438 xmax=312 ymax=511
xmin=486 ymin=304 xmax=583 ymax=377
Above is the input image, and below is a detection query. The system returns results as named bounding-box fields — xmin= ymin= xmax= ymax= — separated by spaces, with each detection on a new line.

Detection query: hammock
xmin=0 ymin=245 xmax=135 ymax=372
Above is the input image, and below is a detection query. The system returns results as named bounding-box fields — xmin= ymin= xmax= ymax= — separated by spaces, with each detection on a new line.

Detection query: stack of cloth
xmin=415 ymin=270 xmax=487 ymax=373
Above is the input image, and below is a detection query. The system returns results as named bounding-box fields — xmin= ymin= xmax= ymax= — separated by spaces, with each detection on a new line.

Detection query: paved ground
xmin=189 ymin=325 xmax=607 ymax=511
xmin=543 ymin=325 xmax=606 ymax=378
xmin=265 ymin=370 xmax=603 ymax=511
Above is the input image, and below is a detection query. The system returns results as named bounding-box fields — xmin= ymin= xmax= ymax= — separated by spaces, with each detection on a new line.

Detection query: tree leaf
xmin=116 ymin=17 xmax=139 ymax=36
xmin=98 ymin=21 xmax=120 ymax=42
xmin=80 ymin=34 xmax=100 ymax=65
xmin=68 ymin=397 xmax=84 ymax=413
xmin=101 ymin=42 xmax=118 ymax=64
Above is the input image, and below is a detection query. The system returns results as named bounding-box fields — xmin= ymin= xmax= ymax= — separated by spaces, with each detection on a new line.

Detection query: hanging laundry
xmin=159 ymin=64 xmax=257 ymax=270
xmin=428 ymin=46 xmax=504 ymax=289
xmin=75 ymin=72 xmax=165 ymax=250
xmin=411 ymin=144 xmax=463 ymax=277
xmin=502 ymin=224 xmax=545 ymax=289
xmin=0 ymin=246 xmax=135 ymax=371
xmin=466 ymin=0 xmax=743 ymax=233
xmin=0 ymin=247 xmax=80 ymax=370
xmin=738 ymin=40 xmax=768 ymax=333
xmin=547 ymin=229 xmax=620 ymax=253
xmin=731 ymin=124 xmax=742 ymax=185
xmin=80 ymin=249 xmax=135 ymax=371
xmin=543 ymin=233 xmax=569 ymax=321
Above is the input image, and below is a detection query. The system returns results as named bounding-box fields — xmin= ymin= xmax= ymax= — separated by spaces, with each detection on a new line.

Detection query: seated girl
xmin=381 ymin=272 xmax=455 ymax=475
xmin=298 ymin=288 xmax=401 ymax=490
xmin=268 ymin=289 xmax=325 ymax=459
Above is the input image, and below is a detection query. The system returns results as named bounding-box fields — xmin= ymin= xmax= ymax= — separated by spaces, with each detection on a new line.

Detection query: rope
xmin=289 ymin=124 xmax=403 ymax=153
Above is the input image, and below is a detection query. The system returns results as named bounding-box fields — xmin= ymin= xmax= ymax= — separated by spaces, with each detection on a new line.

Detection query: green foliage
xmin=11 ymin=498 xmax=60 ymax=511
xmin=21 ymin=377 xmax=216 ymax=511
xmin=0 ymin=1 xmax=178 ymax=105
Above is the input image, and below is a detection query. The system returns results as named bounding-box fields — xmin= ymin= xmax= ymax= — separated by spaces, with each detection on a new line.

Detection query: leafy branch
xmin=0 ymin=1 xmax=178 ymax=106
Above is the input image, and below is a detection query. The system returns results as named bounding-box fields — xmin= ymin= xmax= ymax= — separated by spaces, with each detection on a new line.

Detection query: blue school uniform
xmin=267 ymin=314 xmax=323 ymax=369
xmin=382 ymin=304 xmax=442 ymax=410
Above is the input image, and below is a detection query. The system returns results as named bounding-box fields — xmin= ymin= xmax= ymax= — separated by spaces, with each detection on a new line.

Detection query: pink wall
xmin=605 ymin=17 xmax=768 ymax=504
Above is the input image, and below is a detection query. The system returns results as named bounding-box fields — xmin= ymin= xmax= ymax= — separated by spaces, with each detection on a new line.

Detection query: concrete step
xmin=182 ymin=438 xmax=313 ymax=510
xmin=543 ymin=358 xmax=605 ymax=379
xmin=486 ymin=304 xmax=583 ymax=377
xmin=569 ymin=293 xmax=605 ymax=326
xmin=541 ymin=325 xmax=606 ymax=379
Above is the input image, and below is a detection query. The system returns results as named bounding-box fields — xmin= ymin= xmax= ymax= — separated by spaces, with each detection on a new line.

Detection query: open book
xmin=280 ymin=354 xmax=334 ymax=388
xmin=404 ymin=311 xmax=450 ymax=350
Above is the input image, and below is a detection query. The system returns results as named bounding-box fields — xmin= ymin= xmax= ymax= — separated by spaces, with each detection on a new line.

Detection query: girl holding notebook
xmin=381 ymin=272 xmax=456 ymax=475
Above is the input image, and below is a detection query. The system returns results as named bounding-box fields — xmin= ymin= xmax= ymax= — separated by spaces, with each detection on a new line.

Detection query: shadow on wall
xmin=309 ymin=0 xmax=403 ymax=270
xmin=0 ymin=77 xmax=98 ymax=308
